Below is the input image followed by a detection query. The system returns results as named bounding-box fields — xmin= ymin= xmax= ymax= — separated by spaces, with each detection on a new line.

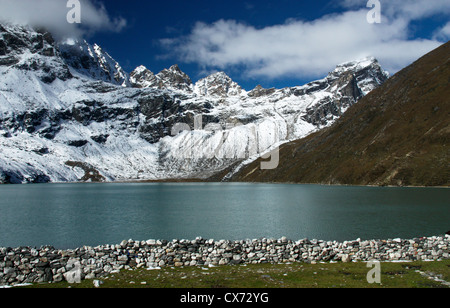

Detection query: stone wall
xmin=1 ymin=235 xmax=449 ymax=286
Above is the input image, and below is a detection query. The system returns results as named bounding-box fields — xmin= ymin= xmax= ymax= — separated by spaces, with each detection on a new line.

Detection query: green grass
xmin=20 ymin=260 xmax=450 ymax=289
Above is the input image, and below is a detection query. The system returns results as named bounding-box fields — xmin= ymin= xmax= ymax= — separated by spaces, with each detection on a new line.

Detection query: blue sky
xmin=1 ymin=0 xmax=449 ymax=90
xmin=91 ymin=0 xmax=350 ymax=86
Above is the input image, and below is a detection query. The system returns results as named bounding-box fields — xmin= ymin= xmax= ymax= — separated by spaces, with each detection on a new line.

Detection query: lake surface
xmin=0 ymin=183 xmax=448 ymax=249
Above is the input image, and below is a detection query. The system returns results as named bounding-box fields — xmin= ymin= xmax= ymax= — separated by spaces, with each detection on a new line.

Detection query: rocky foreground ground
xmin=1 ymin=235 xmax=449 ymax=286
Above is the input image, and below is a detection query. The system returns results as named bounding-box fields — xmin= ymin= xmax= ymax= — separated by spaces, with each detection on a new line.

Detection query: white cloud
xmin=433 ymin=22 xmax=450 ymax=41
xmin=0 ymin=0 xmax=126 ymax=40
xmin=341 ymin=0 xmax=450 ymax=19
xmin=162 ymin=1 xmax=449 ymax=81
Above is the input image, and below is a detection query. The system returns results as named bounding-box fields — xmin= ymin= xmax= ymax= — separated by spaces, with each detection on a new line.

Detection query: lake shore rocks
xmin=1 ymin=235 xmax=449 ymax=286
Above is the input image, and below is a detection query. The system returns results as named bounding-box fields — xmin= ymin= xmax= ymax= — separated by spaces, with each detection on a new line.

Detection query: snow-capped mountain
xmin=0 ymin=23 xmax=389 ymax=184
xmin=129 ymin=65 xmax=157 ymax=89
xmin=130 ymin=64 xmax=193 ymax=92
xmin=194 ymin=72 xmax=244 ymax=97
xmin=228 ymin=41 xmax=450 ymax=187
xmin=59 ymin=39 xmax=130 ymax=87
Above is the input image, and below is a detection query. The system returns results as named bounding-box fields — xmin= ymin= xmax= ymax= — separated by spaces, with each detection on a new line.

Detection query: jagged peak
xmin=325 ymin=57 xmax=389 ymax=95
xmin=247 ymin=85 xmax=276 ymax=98
xmin=130 ymin=64 xmax=192 ymax=90
xmin=0 ymin=22 xmax=35 ymax=35
xmin=337 ymin=56 xmax=377 ymax=67
xmin=194 ymin=71 xmax=243 ymax=97
xmin=332 ymin=56 xmax=386 ymax=75
xmin=132 ymin=65 xmax=152 ymax=74
xmin=0 ymin=22 xmax=72 ymax=83
xmin=158 ymin=64 xmax=189 ymax=77
xmin=196 ymin=71 xmax=234 ymax=85
xmin=129 ymin=65 xmax=157 ymax=89
xmin=58 ymin=39 xmax=129 ymax=87
xmin=207 ymin=71 xmax=231 ymax=79
xmin=150 ymin=64 xmax=193 ymax=92
xmin=168 ymin=64 xmax=181 ymax=72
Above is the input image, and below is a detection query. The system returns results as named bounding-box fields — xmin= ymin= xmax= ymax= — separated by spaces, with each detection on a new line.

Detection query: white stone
xmin=341 ymin=254 xmax=351 ymax=263
xmin=63 ymin=266 xmax=82 ymax=284
xmin=93 ymin=280 xmax=103 ymax=288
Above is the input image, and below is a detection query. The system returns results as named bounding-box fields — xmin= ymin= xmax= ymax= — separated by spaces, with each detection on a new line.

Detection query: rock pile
xmin=1 ymin=235 xmax=449 ymax=286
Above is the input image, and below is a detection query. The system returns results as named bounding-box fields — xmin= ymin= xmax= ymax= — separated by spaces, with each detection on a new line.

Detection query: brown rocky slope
xmin=228 ymin=42 xmax=450 ymax=187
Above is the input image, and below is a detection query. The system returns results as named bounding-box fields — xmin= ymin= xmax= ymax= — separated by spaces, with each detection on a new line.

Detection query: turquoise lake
xmin=0 ymin=183 xmax=448 ymax=249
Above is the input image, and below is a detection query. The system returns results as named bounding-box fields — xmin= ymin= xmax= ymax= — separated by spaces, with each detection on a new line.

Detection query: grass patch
xmin=20 ymin=260 xmax=450 ymax=289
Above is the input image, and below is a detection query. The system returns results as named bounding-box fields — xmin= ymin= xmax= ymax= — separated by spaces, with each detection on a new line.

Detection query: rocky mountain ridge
xmin=228 ymin=41 xmax=449 ymax=187
xmin=59 ymin=39 xmax=130 ymax=87
xmin=0 ymin=23 xmax=389 ymax=184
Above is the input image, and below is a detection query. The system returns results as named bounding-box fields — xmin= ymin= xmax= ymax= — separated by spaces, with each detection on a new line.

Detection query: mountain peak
xmin=129 ymin=64 xmax=193 ymax=91
xmin=59 ymin=39 xmax=129 ymax=87
xmin=229 ymin=42 xmax=450 ymax=187
xmin=0 ymin=21 xmax=393 ymax=185
xmin=129 ymin=65 xmax=157 ymax=89
xmin=155 ymin=64 xmax=193 ymax=92
xmin=134 ymin=65 xmax=150 ymax=73
xmin=209 ymin=71 xmax=230 ymax=78
xmin=346 ymin=56 xmax=376 ymax=64
xmin=168 ymin=64 xmax=182 ymax=72
xmin=194 ymin=71 xmax=243 ymax=97
xmin=247 ymin=85 xmax=276 ymax=98
xmin=330 ymin=57 xmax=389 ymax=95
xmin=335 ymin=56 xmax=378 ymax=70
xmin=0 ymin=23 xmax=72 ymax=83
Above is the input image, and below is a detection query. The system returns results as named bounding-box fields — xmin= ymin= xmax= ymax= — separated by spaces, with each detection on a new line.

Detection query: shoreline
xmin=1 ymin=235 xmax=449 ymax=286
xmin=2 ymin=179 xmax=449 ymax=189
